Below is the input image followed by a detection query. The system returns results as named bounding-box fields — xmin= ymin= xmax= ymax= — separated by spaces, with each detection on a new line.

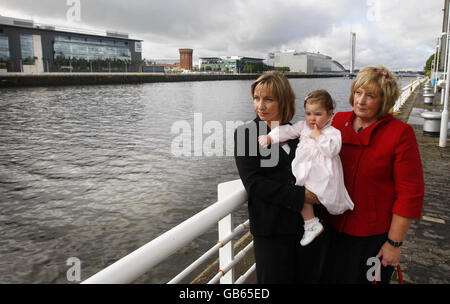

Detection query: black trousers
xmin=253 ymin=225 xmax=332 ymax=284
xmin=253 ymin=235 xmax=301 ymax=284
xmin=321 ymin=225 xmax=395 ymax=284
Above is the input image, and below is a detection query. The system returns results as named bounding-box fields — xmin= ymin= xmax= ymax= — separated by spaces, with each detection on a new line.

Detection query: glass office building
xmin=53 ymin=35 xmax=131 ymax=61
xmin=0 ymin=15 xmax=142 ymax=72
xmin=199 ymin=56 xmax=264 ymax=73
xmin=20 ymin=34 xmax=34 ymax=64
xmin=0 ymin=34 xmax=10 ymax=61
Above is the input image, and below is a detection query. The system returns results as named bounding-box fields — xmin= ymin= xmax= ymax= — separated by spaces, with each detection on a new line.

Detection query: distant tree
xmin=242 ymin=63 xmax=263 ymax=73
xmin=254 ymin=63 xmax=264 ymax=73
xmin=424 ymin=54 xmax=435 ymax=77
xmin=275 ymin=66 xmax=290 ymax=72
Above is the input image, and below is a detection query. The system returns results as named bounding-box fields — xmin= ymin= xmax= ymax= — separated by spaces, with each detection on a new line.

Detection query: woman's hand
xmin=258 ymin=135 xmax=271 ymax=148
xmin=376 ymin=214 xmax=411 ymax=267
xmin=309 ymin=124 xmax=321 ymax=140
xmin=376 ymin=242 xmax=401 ymax=267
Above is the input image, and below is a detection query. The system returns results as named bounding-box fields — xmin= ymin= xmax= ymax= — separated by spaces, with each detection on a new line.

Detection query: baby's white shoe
xmin=300 ymin=220 xmax=324 ymax=246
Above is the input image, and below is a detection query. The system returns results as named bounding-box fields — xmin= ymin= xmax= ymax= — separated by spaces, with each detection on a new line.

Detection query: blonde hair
xmin=349 ymin=66 xmax=400 ymax=118
xmin=251 ymin=71 xmax=296 ymax=124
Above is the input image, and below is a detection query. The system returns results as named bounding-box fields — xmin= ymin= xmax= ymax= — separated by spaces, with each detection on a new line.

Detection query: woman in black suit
xmin=234 ymin=72 xmax=321 ymax=283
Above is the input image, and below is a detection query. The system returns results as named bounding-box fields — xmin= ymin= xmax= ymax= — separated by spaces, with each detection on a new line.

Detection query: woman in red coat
xmin=320 ymin=66 xmax=424 ymax=283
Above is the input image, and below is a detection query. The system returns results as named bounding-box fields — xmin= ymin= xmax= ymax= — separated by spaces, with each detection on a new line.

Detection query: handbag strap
xmin=372 ymin=264 xmax=404 ymax=284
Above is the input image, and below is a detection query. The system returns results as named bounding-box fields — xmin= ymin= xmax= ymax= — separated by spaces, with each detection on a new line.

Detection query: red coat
xmin=321 ymin=111 xmax=424 ymax=236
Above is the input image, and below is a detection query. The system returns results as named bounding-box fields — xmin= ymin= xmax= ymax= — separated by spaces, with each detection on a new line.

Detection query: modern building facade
xmin=267 ymin=50 xmax=345 ymax=74
xmin=0 ymin=15 xmax=143 ymax=73
xmin=179 ymin=48 xmax=193 ymax=70
xmin=198 ymin=56 xmax=264 ymax=73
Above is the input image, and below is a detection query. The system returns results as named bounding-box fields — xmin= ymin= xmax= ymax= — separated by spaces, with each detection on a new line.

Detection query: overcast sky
xmin=0 ymin=0 xmax=444 ymax=70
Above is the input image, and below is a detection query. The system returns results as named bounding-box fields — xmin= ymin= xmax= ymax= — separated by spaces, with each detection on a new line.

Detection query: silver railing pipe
xmin=82 ymin=179 xmax=247 ymax=284
xmin=235 ymin=263 xmax=256 ymax=284
xmin=207 ymin=241 xmax=254 ymax=284
xmin=392 ymin=77 xmax=425 ymax=113
xmin=168 ymin=219 xmax=250 ymax=284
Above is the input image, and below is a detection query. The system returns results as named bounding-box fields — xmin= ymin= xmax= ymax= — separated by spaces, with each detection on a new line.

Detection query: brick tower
xmin=179 ymin=48 xmax=193 ymax=70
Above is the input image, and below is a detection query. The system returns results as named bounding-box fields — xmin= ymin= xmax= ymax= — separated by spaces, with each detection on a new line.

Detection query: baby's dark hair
xmin=304 ymin=89 xmax=335 ymax=112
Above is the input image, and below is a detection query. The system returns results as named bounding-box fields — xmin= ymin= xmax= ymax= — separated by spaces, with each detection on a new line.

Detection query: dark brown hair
xmin=304 ymin=89 xmax=335 ymax=112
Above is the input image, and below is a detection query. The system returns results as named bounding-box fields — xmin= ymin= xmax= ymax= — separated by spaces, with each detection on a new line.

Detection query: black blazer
xmin=234 ymin=117 xmax=305 ymax=237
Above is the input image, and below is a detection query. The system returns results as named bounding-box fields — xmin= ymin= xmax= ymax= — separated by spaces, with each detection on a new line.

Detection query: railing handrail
xmin=393 ymin=77 xmax=425 ymax=113
xmin=82 ymin=179 xmax=247 ymax=284
xmin=167 ymin=219 xmax=250 ymax=284
xmin=207 ymin=241 xmax=254 ymax=284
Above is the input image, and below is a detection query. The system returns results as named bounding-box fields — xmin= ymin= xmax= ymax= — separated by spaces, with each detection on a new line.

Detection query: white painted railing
xmin=392 ymin=77 xmax=426 ymax=114
xmin=82 ymin=179 xmax=254 ymax=284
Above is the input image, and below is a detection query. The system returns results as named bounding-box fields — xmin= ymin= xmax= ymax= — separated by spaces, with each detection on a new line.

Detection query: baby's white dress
xmin=269 ymin=121 xmax=354 ymax=215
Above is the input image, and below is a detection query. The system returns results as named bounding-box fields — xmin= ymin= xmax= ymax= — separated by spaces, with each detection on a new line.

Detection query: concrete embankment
xmin=0 ymin=72 xmax=344 ymax=87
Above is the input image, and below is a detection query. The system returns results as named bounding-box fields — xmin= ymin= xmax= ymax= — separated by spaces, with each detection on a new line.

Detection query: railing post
xmin=218 ymin=214 xmax=233 ymax=283
xmin=217 ymin=180 xmax=243 ymax=283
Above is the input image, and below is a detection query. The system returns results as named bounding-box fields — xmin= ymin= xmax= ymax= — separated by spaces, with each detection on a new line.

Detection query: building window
xmin=54 ymin=35 xmax=131 ymax=61
xmin=101 ymin=39 xmax=114 ymax=46
xmin=20 ymin=35 xmax=34 ymax=65
xmin=71 ymin=36 xmax=85 ymax=43
xmin=0 ymin=34 xmax=10 ymax=62
xmin=55 ymin=36 xmax=71 ymax=42
xmin=87 ymin=38 xmax=100 ymax=44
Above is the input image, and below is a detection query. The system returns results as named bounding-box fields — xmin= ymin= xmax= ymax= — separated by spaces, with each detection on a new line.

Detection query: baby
xmin=258 ymin=90 xmax=354 ymax=246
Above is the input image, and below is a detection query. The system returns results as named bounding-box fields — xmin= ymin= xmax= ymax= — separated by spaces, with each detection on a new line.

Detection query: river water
xmin=0 ymin=77 xmax=413 ymax=283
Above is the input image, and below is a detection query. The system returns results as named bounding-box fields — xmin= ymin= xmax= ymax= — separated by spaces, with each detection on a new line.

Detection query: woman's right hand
xmin=305 ymin=189 xmax=320 ymax=205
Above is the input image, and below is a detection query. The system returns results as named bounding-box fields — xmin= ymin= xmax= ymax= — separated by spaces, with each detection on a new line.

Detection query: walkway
xmin=393 ymin=84 xmax=450 ymax=284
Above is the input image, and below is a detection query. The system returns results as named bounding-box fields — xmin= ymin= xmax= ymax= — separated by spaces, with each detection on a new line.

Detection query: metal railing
xmin=82 ymin=179 xmax=254 ymax=284
xmin=392 ymin=77 xmax=426 ymax=114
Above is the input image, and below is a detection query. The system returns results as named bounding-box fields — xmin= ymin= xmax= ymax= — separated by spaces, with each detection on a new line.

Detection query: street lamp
xmin=440 ymin=1 xmax=450 ymax=147
xmin=437 ymin=32 xmax=449 ymax=101
xmin=441 ymin=41 xmax=449 ymax=147
xmin=433 ymin=37 xmax=441 ymax=94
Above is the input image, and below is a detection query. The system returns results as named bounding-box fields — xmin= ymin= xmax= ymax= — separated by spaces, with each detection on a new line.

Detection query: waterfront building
xmin=179 ymin=48 xmax=193 ymax=70
xmin=0 ymin=15 xmax=143 ymax=73
xmin=198 ymin=56 xmax=264 ymax=73
xmin=267 ymin=50 xmax=345 ymax=74
xmin=142 ymin=65 xmax=165 ymax=73
xmin=144 ymin=59 xmax=181 ymax=73
xmin=143 ymin=59 xmax=176 ymax=73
